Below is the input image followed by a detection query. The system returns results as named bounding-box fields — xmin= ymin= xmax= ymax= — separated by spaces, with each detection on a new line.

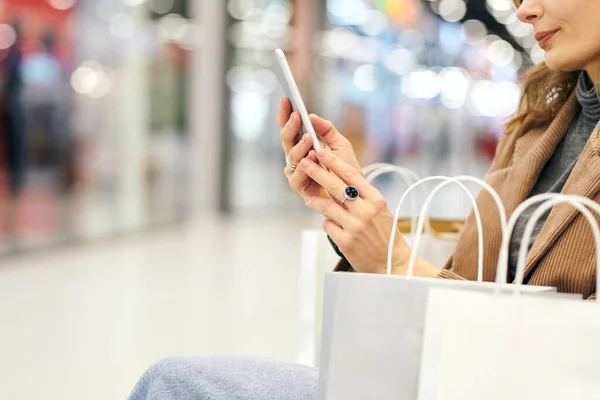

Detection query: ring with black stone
xmin=342 ymin=186 xmax=359 ymax=204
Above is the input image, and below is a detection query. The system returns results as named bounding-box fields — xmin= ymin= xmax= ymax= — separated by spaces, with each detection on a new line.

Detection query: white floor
xmin=0 ymin=213 xmax=324 ymax=400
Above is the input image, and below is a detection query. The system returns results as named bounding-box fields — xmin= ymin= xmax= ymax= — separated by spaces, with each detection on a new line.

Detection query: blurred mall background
xmin=0 ymin=0 xmax=538 ymax=251
xmin=0 ymin=0 xmax=539 ymax=398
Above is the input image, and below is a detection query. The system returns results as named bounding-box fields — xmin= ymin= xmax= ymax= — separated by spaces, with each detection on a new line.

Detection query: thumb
xmin=309 ymin=114 xmax=346 ymax=145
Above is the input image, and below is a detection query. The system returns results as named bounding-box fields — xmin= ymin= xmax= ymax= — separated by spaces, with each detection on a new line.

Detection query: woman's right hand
xmin=278 ymin=97 xmax=362 ymax=199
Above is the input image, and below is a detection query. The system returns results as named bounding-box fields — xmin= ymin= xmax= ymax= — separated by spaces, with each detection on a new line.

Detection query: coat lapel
xmin=500 ymin=93 xmax=579 ymax=215
xmin=472 ymin=93 xmax=577 ymax=282
xmin=521 ymin=102 xmax=600 ymax=282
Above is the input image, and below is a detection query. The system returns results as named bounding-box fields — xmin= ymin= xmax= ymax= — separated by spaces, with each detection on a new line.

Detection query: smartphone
xmin=272 ymin=49 xmax=327 ymax=169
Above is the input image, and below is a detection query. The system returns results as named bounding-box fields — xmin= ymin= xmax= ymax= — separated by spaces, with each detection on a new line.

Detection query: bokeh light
xmin=149 ymin=0 xmax=175 ymax=15
xmin=353 ymin=64 xmax=378 ymax=92
xmin=487 ymin=40 xmax=515 ymax=67
xmin=439 ymin=0 xmax=467 ymax=23
xmin=48 ymin=0 xmax=77 ymax=11
xmin=405 ymin=67 xmax=441 ymax=100
xmin=461 ymin=20 xmax=488 ymax=46
xmin=0 ymin=24 xmax=17 ymax=50
xmin=385 ymin=47 xmax=417 ymax=76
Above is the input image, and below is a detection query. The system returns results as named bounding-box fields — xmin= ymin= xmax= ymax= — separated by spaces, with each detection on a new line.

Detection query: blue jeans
xmin=128 ymin=355 xmax=319 ymax=400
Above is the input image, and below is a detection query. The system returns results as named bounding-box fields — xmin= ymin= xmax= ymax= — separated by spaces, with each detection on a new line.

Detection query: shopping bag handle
xmin=495 ymin=194 xmax=600 ymax=295
xmin=362 ymin=163 xmax=420 ymax=179
xmin=362 ymin=163 xmax=426 ymax=235
xmin=364 ymin=164 xmax=421 ymax=183
xmin=388 ymin=176 xmax=507 ymax=280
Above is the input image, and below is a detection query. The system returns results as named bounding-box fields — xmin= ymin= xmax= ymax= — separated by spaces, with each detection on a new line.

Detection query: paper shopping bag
xmin=387 ymin=174 xmax=511 ymax=278
xmin=418 ymin=193 xmax=600 ymax=400
xmin=296 ymin=219 xmax=462 ymax=366
xmin=296 ymin=166 xmax=459 ymax=366
xmin=366 ymin=165 xmax=464 ymax=269
xmin=296 ymin=230 xmax=340 ymax=366
xmin=402 ymin=219 xmax=463 ymax=269
xmin=318 ymin=273 xmax=555 ymax=400
xmin=318 ymin=177 xmax=554 ymax=400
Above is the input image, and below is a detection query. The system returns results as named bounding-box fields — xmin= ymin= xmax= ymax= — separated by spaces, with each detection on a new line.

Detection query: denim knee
xmin=128 ymin=357 xmax=198 ymax=400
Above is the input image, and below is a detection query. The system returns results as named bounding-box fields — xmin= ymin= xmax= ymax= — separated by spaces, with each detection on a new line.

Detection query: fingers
xmin=285 ymin=134 xmax=314 ymax=175
xmin=277 ymin=97 xmax=292 ymax=128
xmin=315 ymin=149 xmax=378 ymax=199
xmin=305 ymin=196 xmax=358 ymax=230
xmin=309 ymin=114 xmax=349 ymax=147
xmin=280 ymin=111 xmax=302 ymax=155
xmin=322 ymin=219 xmax=347 ymax=248
xmin=287 ymin=149 xmax=317 ymax=194
xmin=299 ymin=156 xmax=363 ymax=206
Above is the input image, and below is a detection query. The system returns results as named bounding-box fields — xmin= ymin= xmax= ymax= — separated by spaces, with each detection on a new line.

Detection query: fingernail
xmin=317 ymin=149 xmax=328 ymax=157
xmin=300 ymin=158 xmax=310 ymax=167
xmin=280 ymin=97 xmax=284 ymax=104
xmin=304 ymin=196 xmax=314 ymax=205
xmin=302 ymin=134 xmax=309 ymax=144
xmin=288 ymin=113 xmax=293 ymax=123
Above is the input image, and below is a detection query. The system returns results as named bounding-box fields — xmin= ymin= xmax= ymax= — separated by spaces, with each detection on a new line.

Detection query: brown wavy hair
xmin=504 ymin=63 xmax=580 ymax=136
xmin=507 ymin=0 xmax=600 ymax=135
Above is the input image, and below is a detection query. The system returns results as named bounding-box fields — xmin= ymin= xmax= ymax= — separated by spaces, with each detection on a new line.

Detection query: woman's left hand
xmin=299 ymin=148 xmax=412 ymax=275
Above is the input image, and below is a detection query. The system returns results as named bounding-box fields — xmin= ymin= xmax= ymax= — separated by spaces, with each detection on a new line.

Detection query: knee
xmin=128 ymin=357 xmax=196 ymax=400
xmin=145 ymin=357 xmax=188 ymax=379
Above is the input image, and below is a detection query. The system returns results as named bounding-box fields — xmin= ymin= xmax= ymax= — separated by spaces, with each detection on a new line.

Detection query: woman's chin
xmin=543 ymin=53 xmax=561 ymax=71
xmin=544 ymin=52 xmax=582 ymax=73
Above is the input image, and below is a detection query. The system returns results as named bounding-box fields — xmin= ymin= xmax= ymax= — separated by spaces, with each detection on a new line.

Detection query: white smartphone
xmin=273 ymin=48 xmax=327 ymax=169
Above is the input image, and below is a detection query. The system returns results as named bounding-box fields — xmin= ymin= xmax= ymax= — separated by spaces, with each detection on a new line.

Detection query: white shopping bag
xmin=418 ymin=193 xmax=600 ymax=400
xmin=296 ymin=165 xmax=455 ymax=366
xmin=386 ymin=175 xmax=509 ymax=277
xmin=317 ymin=177 xmax=556 ymax=400
xmin=365 ymin=165 xmax=462 ymax=269
xmin=296 ymin=230 xmax=342 ymax=366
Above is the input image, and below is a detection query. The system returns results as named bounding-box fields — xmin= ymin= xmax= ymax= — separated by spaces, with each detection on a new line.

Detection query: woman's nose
xmin=516 ymin=0 xmax=543 ymax=23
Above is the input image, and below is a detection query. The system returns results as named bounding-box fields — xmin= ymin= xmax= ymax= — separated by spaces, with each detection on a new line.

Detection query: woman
xmin=129 ymin=0 xmax=600 ymax=398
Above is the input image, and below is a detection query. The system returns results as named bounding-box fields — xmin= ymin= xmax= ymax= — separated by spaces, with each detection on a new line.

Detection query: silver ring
xmin=341 ymin=186 xmax=359 ymax=205
xmin=286 ymin=155 xmax=297 ymax=172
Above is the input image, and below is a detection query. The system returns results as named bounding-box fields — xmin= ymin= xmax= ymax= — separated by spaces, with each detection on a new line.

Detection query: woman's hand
xmin=278 ymin=97 xmax=361 ymax=199
xmin=299 ymin=148 xmax=440 ymax=277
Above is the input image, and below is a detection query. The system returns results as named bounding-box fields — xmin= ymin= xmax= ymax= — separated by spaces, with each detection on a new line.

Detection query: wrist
xmin=385 ymin=248 xmax=411 ymax=276
xmin=391 ymin=255 xmax=440 ymax=278
xmin=391 ymin=259 xmax=410 ymax=276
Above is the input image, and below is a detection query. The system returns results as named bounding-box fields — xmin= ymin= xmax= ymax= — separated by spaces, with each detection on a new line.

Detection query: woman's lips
xmin=535 ymin=29 xmax=559 ymax=48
